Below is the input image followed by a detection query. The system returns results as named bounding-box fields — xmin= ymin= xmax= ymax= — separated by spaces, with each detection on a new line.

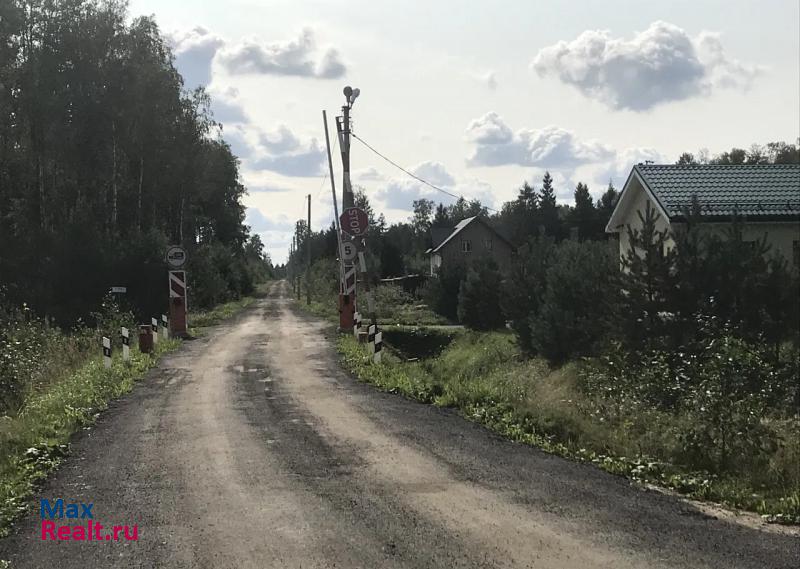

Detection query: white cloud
xmin=221 ymin=123 xmax=326 ymax=177
xmin=209 ymin=86 xmax=247 ymax=124
xmin=245 ymin=208 xmax=293 ymax=232
xmin=353 ymin=167 xmax=385 ymax=182
xmin=372 ymin=163 xmax=495 ymax=213
xmin=168 ymin=26 xmax=224 ymax=88
xmin=218 ymin=28 xmax=346 ymax=79
xmin=465 ymin=112 xmax=614 ymax=168
xmin=532 ymin=21 xmax=760 ymax=111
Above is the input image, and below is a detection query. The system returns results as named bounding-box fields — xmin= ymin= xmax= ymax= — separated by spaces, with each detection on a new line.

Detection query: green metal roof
xmin=634 ymin=164 xmax=800 ymax=219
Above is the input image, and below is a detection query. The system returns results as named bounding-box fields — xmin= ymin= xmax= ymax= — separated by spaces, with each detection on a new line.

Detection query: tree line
xmin=0 ymin=0 xmax=271 ymax=324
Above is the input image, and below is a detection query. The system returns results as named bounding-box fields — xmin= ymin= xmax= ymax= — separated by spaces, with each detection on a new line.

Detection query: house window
xmin=461 ymin=239 xmax=472 ymax=253
xmin=484 ymin=238 xmax=493 ymax=251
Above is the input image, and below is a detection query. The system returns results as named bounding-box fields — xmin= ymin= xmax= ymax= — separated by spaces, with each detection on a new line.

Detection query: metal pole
xmin=306 ymin=194 xmax=311 ymax=305
xmin=340 ymin=104 xmax=353 ymax=210
xmin=323 ymin=110 xmax=345 ymax=286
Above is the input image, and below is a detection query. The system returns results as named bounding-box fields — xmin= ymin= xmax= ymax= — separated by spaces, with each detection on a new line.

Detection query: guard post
xmin=121 ymin=327 xmax=130 ymax=361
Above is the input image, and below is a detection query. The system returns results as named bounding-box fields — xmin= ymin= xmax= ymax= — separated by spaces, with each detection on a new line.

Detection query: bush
xmin=500 ymin=237 xmax=556 ymax=352
xmin=457 ymin=259 xmax=505 ymax=330
xmin=423 ymin=263 xmax=466 ymax=321
xmin=529 ymin=241 xmax=619 ymax=362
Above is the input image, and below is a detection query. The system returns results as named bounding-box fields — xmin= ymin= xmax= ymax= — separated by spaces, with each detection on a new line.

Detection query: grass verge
xmin=0 ymin=290 xmax=262 ymax=539
xmin=337 ymin=332 xmax=800 ymax=525
xmin=0 ymin=339 xmax=179 ymax=537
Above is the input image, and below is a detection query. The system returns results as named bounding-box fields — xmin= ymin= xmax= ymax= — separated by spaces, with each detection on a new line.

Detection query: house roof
xmin=431 ymin=227 xmax=453 ymax=249
xmin=430 ymin=216 xmax=514 ymax=254
xmin=636 ymin=163 xmax=800 ymax=218
xmin=607 ymin=164 xmax=800 ymax=232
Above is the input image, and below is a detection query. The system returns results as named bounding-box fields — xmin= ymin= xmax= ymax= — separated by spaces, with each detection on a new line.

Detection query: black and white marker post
xmin=368 ymin=324 xmax=382 ymax=363
xmin=121 ymin=327 xmax=130 ymax=362
xmin=161 ymin=314 xmax=169 ymax=341
xmin=353 ymin=311 xmax=361 ymax=339
xmin=373 ymin=327 xmax=382 ymax=363
xmin=102 ymin=337 xmax=112 ymax=369
xmin=151 ymin=317 xmax=159 ymax=345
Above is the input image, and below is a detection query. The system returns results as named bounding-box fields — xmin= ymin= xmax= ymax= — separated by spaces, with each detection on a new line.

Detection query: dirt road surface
xmin=1 ymin=280 xmax=798 ymax=568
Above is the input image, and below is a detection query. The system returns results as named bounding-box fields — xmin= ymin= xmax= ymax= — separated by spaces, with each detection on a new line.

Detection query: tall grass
xmin=338 ymin=331 xmax=800 ymax=523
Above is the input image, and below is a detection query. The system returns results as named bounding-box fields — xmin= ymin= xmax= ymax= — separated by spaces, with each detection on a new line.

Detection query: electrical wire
xmin=350 ymin=132 xmax=498 ymax=213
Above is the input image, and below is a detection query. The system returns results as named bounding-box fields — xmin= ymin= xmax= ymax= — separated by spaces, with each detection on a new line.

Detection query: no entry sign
xmin=340 ymin=207 xmax=369 ymax=238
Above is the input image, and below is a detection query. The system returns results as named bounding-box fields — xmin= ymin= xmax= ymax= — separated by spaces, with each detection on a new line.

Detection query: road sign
xmin=166 ymin=246 xmax=187 ymax=268
xmin=340 ymin=207 xmax=369 ymax=237
xmin=110 ymin=286 xmax=127 ymax=293
xmin=341 ymin=241 xmax=357 ymax=261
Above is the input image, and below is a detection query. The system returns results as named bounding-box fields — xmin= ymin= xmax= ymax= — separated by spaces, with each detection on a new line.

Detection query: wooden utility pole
xmin=306 ymin=194 xmax=311 ymax=305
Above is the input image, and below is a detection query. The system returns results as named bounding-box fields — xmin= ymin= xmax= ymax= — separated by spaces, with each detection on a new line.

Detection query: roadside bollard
xmin=353 ymin=311 xmax=361 ymax=339
xmin=368 ymin=324 xmax=376 ymax=362
xmin=373 ymin=328 xmax=382 ymax=364
xmin=151 ymin=317 xmax=159 ymax=344
xmin=161 ymin=314 xmax=169 ymax=341
xmin=121 ymin=327 xmax=130 ymax=361
xmin=102 ymin=337 xmax=112 ymax=369
xmin=138 ymin=325 xmax=154 ymax=354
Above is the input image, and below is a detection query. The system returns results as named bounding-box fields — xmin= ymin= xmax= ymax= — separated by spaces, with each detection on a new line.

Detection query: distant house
xmin=427 ymin=216 xmax=514 ymax=276
xmin=605 ymin=164 xmax=800 ymax=268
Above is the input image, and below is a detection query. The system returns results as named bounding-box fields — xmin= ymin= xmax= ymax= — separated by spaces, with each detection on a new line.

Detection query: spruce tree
xmin=571 ymin=182 xmax=596 ymax=240
xmin=538 ymin=171 xmax=559 ymax=238
xmin=620 ymin=201 xmax=675 ymax=349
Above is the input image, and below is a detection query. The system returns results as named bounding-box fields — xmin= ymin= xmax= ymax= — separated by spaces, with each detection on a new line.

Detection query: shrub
xmin=529 ymin=241 xmax=619 ymax=363
xmin=423 ymin=263 xmax=466 ymax=321
xmin=457 ymin=259 xmax=505 ymax=330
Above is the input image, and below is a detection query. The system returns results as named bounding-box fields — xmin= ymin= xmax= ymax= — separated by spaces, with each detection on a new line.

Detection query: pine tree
xmin=538 ymin=171 xmax=559 ymax=238
xmin=620 ymin=201 xmax=675 ymax=349
xmin=571 ymin=182 xmax=596 ymax=240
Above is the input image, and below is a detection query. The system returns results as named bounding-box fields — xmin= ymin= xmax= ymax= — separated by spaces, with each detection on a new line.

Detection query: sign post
xmin=165 ymin=246 xmax=189 ymax=338
xmin=168 ymin=270 xmax=188 ymax=337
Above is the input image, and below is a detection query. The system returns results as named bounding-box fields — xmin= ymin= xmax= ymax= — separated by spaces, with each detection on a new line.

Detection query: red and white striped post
xmin=168 ymin=270 xmax=188 ymax=337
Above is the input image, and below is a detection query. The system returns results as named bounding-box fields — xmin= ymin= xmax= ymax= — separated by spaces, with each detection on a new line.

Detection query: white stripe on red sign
xmin=169 ymin=270 xmax=186 ymax=298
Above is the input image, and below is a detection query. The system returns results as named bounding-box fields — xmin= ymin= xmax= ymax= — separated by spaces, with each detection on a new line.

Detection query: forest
xmin=0 ymin=0 xmax=271 ymax=325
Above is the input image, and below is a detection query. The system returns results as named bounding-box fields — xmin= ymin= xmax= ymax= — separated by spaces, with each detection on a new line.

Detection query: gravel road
xmin=1 ymin=280 xmax=797 ymax=568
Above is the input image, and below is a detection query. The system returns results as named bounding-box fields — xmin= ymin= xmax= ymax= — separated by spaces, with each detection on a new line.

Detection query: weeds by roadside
xmin=337 ymin=331 xmax=800 ymax=524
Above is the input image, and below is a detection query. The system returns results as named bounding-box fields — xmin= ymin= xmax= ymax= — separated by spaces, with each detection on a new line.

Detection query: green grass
xmin=0 ymin=339 xmax=179 ymax=537
xmin=189 ymin=296 xmax=258 ymax=329
xmin=0 ymin=290 xmax=261 ymax=540
xmin=337 ymin=332 xmax=800 ymax=524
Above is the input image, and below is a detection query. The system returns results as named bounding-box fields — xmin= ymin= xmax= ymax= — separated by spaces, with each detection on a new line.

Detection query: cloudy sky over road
xmin=129 ymin=0 xmax=799 ymax=263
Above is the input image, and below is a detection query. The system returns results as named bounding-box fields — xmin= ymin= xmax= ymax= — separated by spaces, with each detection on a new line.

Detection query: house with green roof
xmin=606 ymin=164 xmax=800 ymax=267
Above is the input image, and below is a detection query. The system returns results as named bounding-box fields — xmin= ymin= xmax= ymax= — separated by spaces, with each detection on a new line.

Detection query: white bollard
xmin=353 ymin=311 xmax=360 ymax=338
xmin=161 ymin=314 xmax=169 ymax=341
xmin=368 ymin=324 xmax=376 ymax=358
xmin=373 ymin=329 xmax=382 ymax=364
xmin=151 ymin=317 xmax=159 ymax=344
xmin=121 ymin=327 xmax=130 ymax=361
xmin=102 ymin=337 xmax=112 ymax=369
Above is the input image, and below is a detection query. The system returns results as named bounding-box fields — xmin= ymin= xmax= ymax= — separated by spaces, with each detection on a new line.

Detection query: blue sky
xmin=129 ymin=0 xmax=800 ymax=263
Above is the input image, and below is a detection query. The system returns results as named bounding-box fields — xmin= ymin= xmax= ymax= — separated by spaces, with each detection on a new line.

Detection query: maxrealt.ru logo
xmin=40 ymin=498 xmax=138 ymax=541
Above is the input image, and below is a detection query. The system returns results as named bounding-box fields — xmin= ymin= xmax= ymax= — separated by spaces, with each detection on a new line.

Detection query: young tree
xmin=457 ymin=259 xmax=505 ymax=330
xmin=619 ymin=201 xmax=675 ymax=349
xmin=538 ymin=171 xmax=560 ymax=238
xmin=570 ymin=182 xmax=596 ymax=240
xmin=529 ymin=241 xmax=619 ymax=362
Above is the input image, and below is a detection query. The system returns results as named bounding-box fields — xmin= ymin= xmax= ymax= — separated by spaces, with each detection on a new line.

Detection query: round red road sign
xmin=340 ymin=207 xmax=369 ymax=237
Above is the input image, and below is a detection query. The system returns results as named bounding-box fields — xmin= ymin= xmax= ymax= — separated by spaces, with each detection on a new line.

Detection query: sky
xmin=129 ymin=0 xmax=800 ymax=264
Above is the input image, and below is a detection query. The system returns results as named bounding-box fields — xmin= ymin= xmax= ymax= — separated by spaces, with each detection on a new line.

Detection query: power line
xmin=350 ymin=132 xmax=498 ymax=213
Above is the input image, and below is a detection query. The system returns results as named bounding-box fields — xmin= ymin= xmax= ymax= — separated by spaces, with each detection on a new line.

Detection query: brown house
xmin=427 ymin=216 xmax=514 ymax=275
